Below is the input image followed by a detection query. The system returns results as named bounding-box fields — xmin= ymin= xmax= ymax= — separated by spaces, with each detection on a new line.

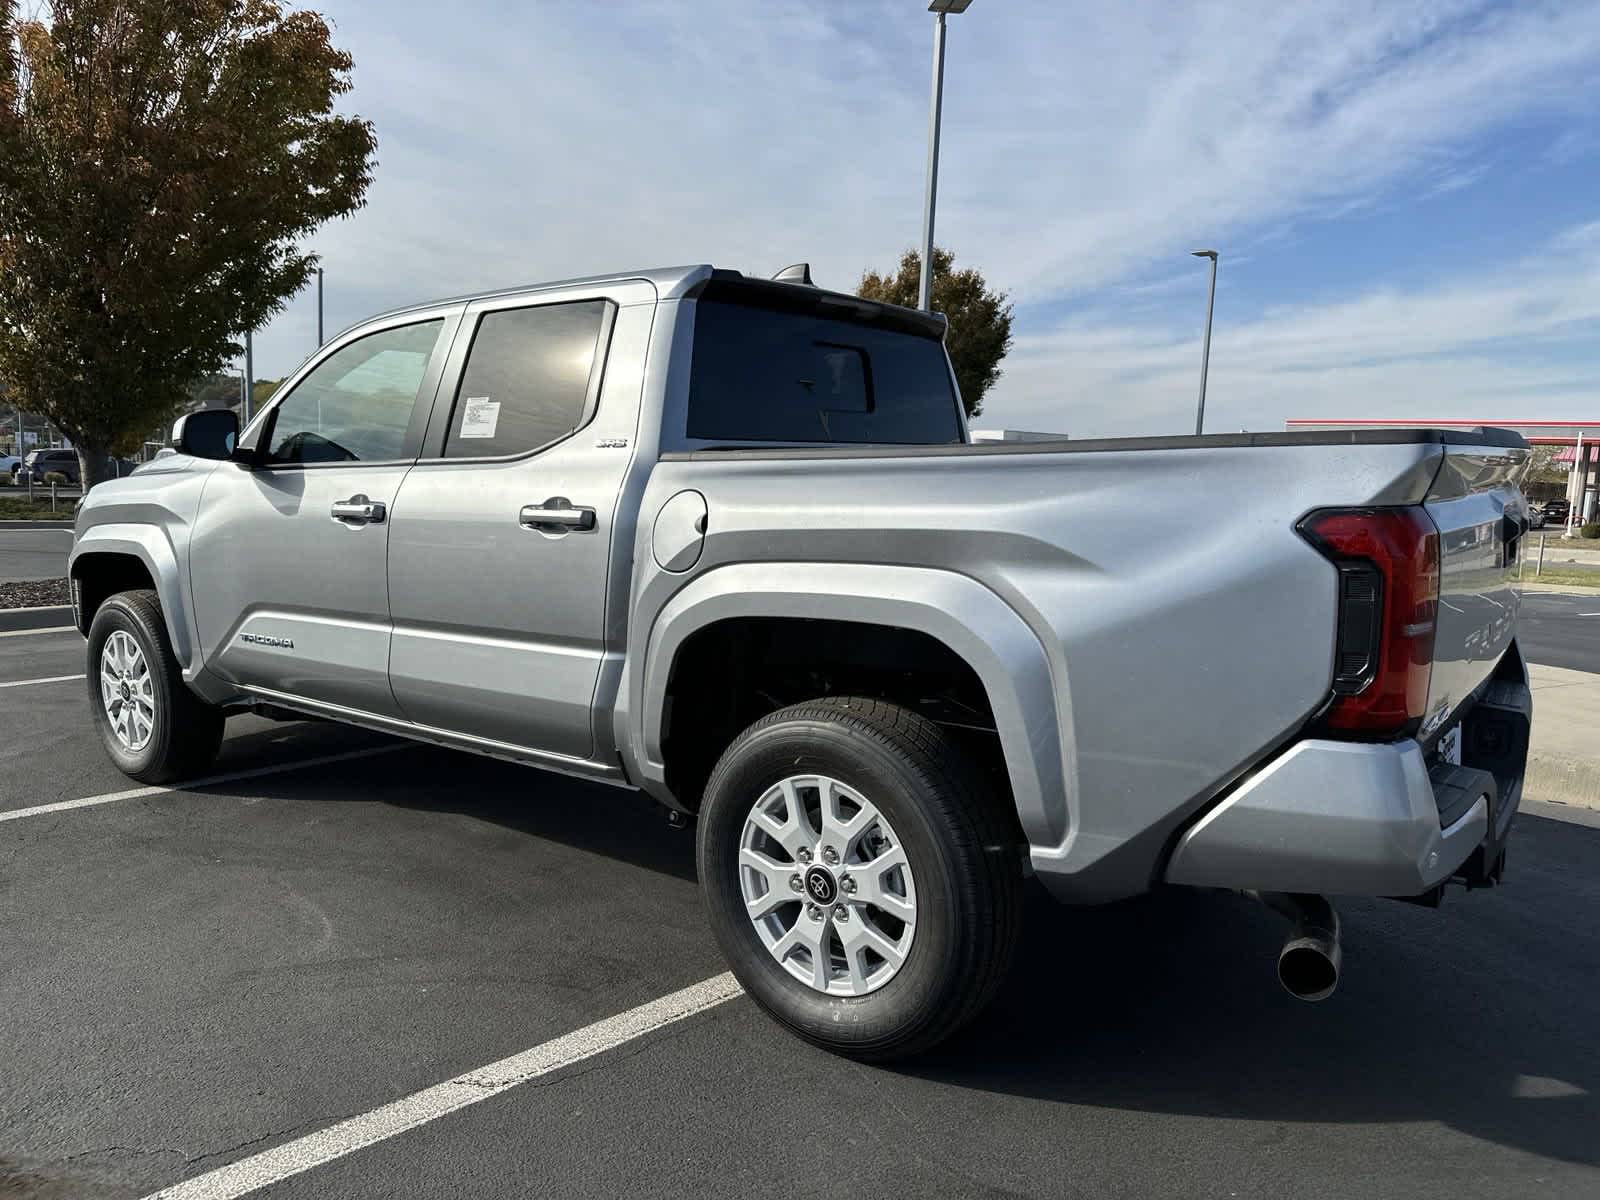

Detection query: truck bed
xmin=638 ymin=427 xmax=1530 ymax=902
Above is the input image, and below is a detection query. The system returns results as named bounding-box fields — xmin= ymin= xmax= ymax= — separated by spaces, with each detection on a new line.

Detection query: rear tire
xmin=697 ymin=696 xmax=1021 ymax=1060
xmin=87 ymin=590 xmax=224 ymax=784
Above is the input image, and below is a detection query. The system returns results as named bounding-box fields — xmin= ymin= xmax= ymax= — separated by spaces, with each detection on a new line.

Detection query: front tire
xmin=87 ymin=590 xmax=224 ymax=783
xmin=697 ymin=696 xmax=1021 ymax=1060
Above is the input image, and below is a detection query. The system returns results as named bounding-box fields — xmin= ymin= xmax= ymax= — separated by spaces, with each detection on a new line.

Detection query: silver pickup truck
xmin=70 ymin=264 xmax=1533 ymax=1059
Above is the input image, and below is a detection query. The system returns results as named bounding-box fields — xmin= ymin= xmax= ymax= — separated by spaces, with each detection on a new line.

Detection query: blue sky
xmin=248 ymin=0 xmax=1600 ymax=437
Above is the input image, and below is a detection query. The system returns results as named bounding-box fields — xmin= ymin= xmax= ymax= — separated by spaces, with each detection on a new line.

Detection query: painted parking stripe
xmin=0 ymin=744 xmax=406 ymax=824
xmin=141 ymin=972 xmax=745 ymax=1200
xmin=0 ymin=625 xmax=76 ymax=639
xmin=0 ymin=672 xmax=84 ymax=689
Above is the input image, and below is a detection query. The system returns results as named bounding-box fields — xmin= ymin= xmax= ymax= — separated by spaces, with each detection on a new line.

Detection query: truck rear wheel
xmin=697 ymin=696 xmax=1021 ymax=1060
xmin=86 ymin=590 xmax=224 ymax=784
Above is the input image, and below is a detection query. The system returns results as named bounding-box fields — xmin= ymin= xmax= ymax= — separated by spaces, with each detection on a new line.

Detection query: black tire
xmin=697 ymin=696 xmax=1021 ymax=1060
xmin=86 ymin=589 xmax=225 ymax=784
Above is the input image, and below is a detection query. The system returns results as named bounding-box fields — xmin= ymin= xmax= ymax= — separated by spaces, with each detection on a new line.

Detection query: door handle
xmin=520 ymin=498 xmax=596 ymax=532
xmin=331 ymin=496 xmax=386 ymax=524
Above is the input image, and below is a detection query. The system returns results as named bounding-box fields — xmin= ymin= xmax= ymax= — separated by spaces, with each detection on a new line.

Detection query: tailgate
xmin=1420 ymin=439 xmax=1530 ymax=740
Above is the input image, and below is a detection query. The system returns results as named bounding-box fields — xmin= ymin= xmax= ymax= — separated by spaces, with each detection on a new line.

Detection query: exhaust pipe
xmin=1248 ymin=891 xmax=1342 ymax=1001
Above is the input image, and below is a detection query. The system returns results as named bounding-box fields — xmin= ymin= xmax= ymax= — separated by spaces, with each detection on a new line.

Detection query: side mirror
xmin=172 ymin=409 xmax=239 ymax=461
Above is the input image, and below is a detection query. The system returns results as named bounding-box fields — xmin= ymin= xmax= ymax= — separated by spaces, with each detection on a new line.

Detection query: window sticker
xmin=459 ymin=396 xmax=501 ymax=438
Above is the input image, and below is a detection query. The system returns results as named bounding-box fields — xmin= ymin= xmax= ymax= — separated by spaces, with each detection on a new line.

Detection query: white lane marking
xmin=0 ymin=601 xmax=73 ymax=612
xmin=1580 ymin=612 xmax=1600 ymax=618
xmin=0 ymin=744 xmax=405 ymax=824
xmin=142 ymin=972 xmax=745 ymax=1200
xmin=0 ymin=625 xmax=76 ymax=639
xmin=0 ymin=672 xmax=84 ymax=689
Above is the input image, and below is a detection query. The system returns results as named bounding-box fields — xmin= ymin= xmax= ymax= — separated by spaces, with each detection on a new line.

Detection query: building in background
xmin=968 ymin=428 xmax=1068 ymax=443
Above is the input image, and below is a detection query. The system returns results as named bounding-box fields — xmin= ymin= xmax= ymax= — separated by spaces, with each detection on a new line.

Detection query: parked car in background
xmin=1527 ymin=505 xmax=1545 ymax=529
xmin=0 ymin=454 xmax=19 ymax=481
xmin=20 ymin=448 xmax=81 ymax=485
xmin=1543 ymin=498 xmax=1571 ymax=525
xmin=68 ymin=263 xmax=1534 ymax=1059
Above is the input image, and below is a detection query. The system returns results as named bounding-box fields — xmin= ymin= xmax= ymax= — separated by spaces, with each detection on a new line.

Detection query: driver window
xmin=265 ymin=318 xmax=445 ymax=464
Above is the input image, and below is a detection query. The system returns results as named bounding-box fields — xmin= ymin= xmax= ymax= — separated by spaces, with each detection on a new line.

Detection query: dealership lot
xmin=0 ymin=527 xmax=72 ymax=584
xmin=2 ymin=625 xmax=1599 ymax=1199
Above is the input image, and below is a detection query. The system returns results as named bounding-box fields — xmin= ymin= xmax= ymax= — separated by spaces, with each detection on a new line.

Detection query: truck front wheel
xmin=86 ymin=590 xmax=224 ymax=784
xmin=697 ymin=696 xmax=1021 ymax=1060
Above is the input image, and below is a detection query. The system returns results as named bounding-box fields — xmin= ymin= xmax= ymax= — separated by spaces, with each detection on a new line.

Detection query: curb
xmin=1526 ymin=751 xmax=1600 ymax=811
xmin=0 ymin=520 xmax=74 ymax=530
xmin=0 ymin=605 xmax=73 ymax=634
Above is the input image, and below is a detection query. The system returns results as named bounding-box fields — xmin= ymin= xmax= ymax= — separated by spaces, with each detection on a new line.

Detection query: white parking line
xmin=0 ymin=744 xmax=406 ymax=824
xmin=0 ymin=673 xmax=85 ymax=689
xmin=0 ymin=625 xmax=76 ymax=638
xmin=142 ymin=972 xmax=744 ymax=1200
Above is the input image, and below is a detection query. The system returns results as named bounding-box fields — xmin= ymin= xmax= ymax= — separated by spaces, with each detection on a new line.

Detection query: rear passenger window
xmin=443 ymin=301 xmax=609 ymax=458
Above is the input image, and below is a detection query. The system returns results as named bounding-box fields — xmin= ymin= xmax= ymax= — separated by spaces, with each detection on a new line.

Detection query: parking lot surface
xmin=3 ymin=625 xmax=1599 ymax=1199
xmin=1520 ymin=591 xmax=1600 ymax=675
xmin=0 ymin=527 xmax=71 ymax=584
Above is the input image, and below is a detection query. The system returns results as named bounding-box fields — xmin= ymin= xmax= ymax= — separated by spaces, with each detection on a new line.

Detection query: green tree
xmin=251 ymin=376 xmax=281 ymax=412
xmin=0 ymin=0 xmax=376 ymax=488
xmin=857 ymin=247 xmax=1013 ymax=418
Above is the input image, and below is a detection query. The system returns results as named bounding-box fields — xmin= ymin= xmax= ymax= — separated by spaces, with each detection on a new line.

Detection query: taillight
xmin=1299 ymin=507 xmax=1439 ymax=735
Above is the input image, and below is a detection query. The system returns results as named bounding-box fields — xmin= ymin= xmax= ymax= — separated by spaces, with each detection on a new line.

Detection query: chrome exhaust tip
xmin=1249 ymin=891 xmax=1342 ymax=1002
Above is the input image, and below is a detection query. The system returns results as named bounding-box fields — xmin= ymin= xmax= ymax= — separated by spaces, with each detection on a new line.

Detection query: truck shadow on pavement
xmin=909 ymin=813 xmax=1600 ymax=1169
xmin=312 ymin=737 xmax=702 ymax=885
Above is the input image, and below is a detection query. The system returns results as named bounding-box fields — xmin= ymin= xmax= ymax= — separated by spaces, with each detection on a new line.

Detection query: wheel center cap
xmin=803 ymin=865 xmax=837 ymax=905
xmin=120 ymin=682 xmax=131 ymax=700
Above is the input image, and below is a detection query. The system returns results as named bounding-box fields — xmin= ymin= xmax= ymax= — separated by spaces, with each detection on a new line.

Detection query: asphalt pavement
xmin=1519 ymin=591 xmax=1600 ymax=674
xmin=1 ymin=624 xmax=1598 ymax=1200
xmin=0 ymin=526 xmax=71 ymax=583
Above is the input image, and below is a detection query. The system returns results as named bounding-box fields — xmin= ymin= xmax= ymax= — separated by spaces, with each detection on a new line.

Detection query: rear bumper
xmin=1165 ymin=663 xmax=1529 ymax=898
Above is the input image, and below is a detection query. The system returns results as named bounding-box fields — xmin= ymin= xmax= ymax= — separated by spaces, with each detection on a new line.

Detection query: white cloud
xmin=248 ymin=0 xmax=1600 ymax=437
xmin=992 ymin=221 xmax=1600 ymax=436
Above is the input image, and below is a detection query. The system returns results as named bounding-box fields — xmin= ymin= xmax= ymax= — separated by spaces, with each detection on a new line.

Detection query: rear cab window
xmin=440 ymin=300 xmax=611 ymax=459
xmin=685 ymin=280 xmax=962 ymax=446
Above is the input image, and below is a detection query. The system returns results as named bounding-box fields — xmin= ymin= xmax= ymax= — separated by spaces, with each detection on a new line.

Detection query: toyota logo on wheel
xmin=803 ymin=866 xmax=838 ymax=905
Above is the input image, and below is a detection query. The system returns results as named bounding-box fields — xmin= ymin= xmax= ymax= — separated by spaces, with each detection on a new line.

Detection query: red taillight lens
xmin=1300 ymin=507 xmax=1439 ymax=735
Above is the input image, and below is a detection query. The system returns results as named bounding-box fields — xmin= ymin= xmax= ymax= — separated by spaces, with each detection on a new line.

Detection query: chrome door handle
xmin=520 ymin=498 xmax=596 ymax=532
xmin=331 ymin=496 xmax=386 ymax=524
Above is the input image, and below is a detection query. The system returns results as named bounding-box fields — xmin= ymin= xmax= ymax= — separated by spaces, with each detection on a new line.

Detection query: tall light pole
xmin=920 ymin=0 xmax=973 ymax=312
xmin=1191 ymin=249 xmax=1219 ymax=436
xmin=316 ymin=266 xmax=325 ymax=347
xmin=243 ymin=330 xmax=254 ymax=425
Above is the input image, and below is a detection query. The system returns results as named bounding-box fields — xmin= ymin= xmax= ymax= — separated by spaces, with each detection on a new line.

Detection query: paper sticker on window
xmin=460 ymin=396 xmax=500 ymax=438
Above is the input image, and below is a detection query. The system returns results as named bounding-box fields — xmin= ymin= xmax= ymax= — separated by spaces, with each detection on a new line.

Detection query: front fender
xmin=70 ymin=524 xmax=196 ymax=671
xmin=622 ymin=561 xmax=1072 ymax=850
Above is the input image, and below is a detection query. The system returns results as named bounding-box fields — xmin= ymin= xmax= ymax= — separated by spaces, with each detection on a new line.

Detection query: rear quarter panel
xmin=626 ymin=439 xmax=1453 ymax=901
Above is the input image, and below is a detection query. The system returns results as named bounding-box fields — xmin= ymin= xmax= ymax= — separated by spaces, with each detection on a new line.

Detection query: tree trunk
xmin=76 ymin=446 xmax=114 ymax=492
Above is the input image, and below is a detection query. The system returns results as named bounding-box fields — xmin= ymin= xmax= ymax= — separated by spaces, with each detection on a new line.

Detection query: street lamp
xmin=1191 ymin=249 xmax=1219 ymax=436
xmin=919 ymin=0 xmax=974 ymax=312
xmin=243 ymin=329 xmax=254 ymax=425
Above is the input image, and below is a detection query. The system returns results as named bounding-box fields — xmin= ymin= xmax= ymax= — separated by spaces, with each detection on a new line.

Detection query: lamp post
xmin=316 ymin=266 xmax=325 ymax=347
xmin=243 ymin=330 xmax=254 ymax=425
xmin=920 ymin=0 xmax=974 ymax=312
xmin=1191 ymin=249 xmax=1219 ymax=436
